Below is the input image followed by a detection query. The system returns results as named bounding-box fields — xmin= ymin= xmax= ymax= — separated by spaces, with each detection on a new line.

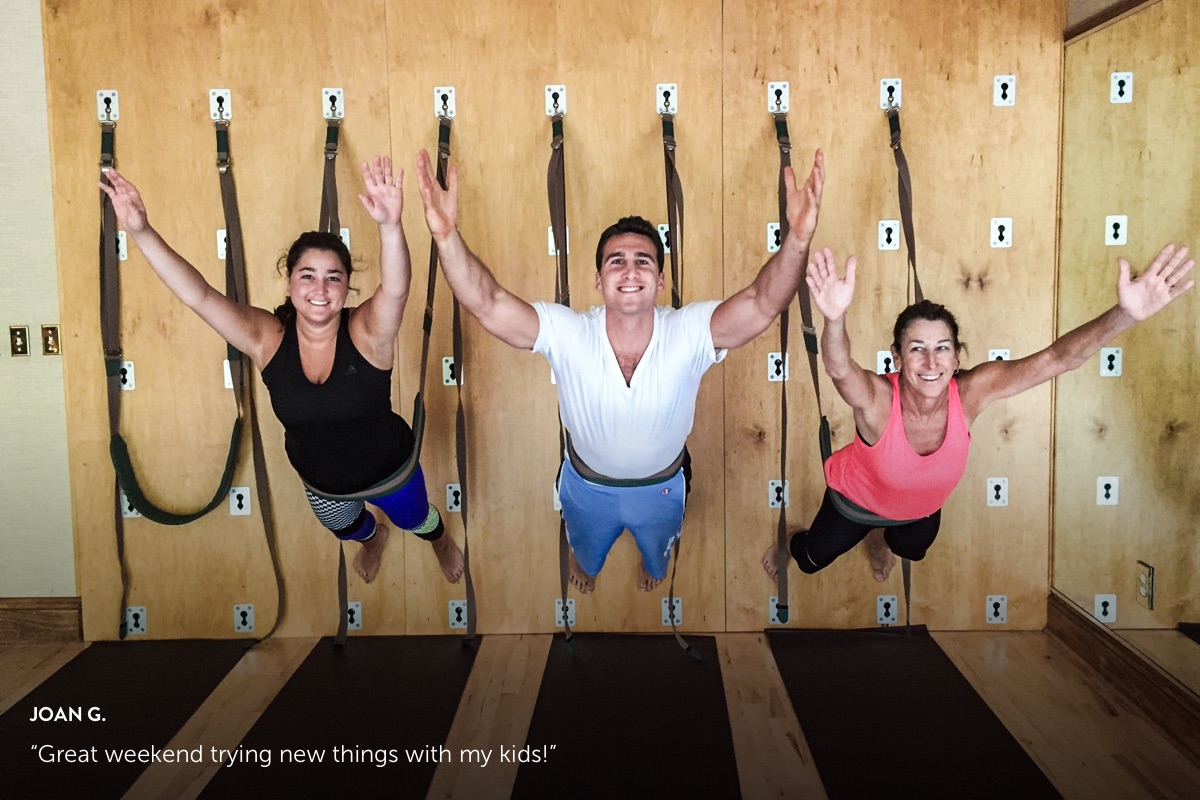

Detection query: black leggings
xmin=789 ymin=489 xmax=941 ymax=574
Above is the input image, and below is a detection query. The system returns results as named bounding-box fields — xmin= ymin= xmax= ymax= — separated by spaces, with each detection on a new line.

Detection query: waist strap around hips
xmin=565 ymin=431 xmax=684 ymax=487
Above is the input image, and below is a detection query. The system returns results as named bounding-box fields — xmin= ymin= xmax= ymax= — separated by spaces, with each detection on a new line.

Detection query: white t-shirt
xmin=532 ymin=300 xmax=727 ymax=479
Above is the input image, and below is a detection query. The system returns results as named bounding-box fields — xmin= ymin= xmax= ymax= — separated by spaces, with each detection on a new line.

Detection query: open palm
xmin=1117 ymin=245 xmax=1194 ymax=321
xmin=807 ymin=248 xmax=857 ymax=321
xmin=415 ymin=149 xmax=457 ymax=240
xmin=358 ymin=156 xmax=403 ymax=226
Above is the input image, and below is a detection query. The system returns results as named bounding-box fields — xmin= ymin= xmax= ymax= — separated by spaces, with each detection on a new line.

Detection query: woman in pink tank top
xmin=765 ymin=244 xmax=1194 ymax=583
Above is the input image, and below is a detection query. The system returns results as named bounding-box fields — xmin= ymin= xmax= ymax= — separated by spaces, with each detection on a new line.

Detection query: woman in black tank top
xmin=100 ymin=156 xmax=465 ymax=588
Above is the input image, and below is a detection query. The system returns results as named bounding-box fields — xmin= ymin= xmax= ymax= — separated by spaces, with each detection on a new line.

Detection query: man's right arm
xmin=416 ymin=149 xmax=539 ymax=350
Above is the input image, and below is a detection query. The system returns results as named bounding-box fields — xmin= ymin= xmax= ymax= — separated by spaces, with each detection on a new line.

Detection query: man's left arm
xmin=710 ymin=149 xmax=824 ymax=350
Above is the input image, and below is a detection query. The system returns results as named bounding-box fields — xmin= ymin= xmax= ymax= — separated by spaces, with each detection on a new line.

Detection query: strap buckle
xmin=324 ymin=118 xmax=341 ymax=160
xmin=214 ymin=119 xmax=232 ymax=173
xmin=99 ymin=121 xmax=116 ymax=170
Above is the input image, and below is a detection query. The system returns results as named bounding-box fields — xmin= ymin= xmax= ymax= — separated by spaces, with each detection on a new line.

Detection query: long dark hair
xmin=273 ymin=231 xmax=354 ymax=324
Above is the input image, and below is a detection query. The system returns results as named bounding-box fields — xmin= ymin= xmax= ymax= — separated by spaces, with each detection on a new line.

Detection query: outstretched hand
xmin=1118 ymin=244 xmax=1195 ymax=321
xmin=415 ymin=149 xmax=458 ymax=241
xmin=806 ymin=247 xmax=857 ymax=321
xmin=784 ymin=149 xmax=825 ymax=248
xmin=98 ymin=169 xmax=150 ymax=234
xmin=358 ymin=156 xmax=403 ymax=226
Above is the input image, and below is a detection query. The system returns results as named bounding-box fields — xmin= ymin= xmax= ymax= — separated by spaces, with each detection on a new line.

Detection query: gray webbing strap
xmin=886 ymin=104 xmax=922 ymax=633
xmin=660 ymin=113 xmax=684 ymax=311
xmin=548 ymin=113 xmax=574 ymax=643
xmin=215 ymin=120 xmax=286 ymax=646
xmin=771 ymin=113 xmax=792 ymax=626
xmin=319 ymin=119 xmax=340 ymax=233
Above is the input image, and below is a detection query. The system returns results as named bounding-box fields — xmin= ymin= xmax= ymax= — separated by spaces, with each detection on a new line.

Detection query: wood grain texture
xmin=0 ymin=597 xmax=81 ymax=641
xmin=0 ymin=641 xmax=88 ymax=716
xmin=1055 ymin=0 xmax=1200 ymax=636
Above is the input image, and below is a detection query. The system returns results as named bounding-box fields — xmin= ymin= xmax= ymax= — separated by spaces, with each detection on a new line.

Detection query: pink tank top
xmin=824 ymin=372 xmax=971 ymax=520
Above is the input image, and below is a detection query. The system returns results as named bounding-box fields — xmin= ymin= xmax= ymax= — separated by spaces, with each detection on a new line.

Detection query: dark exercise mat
xmin=767 ymin=626 xmax=1062 ymax=800
xmin=0 ymin=639 xmax=247 ymax=800
xmin=201 ymin=635 xmax=477 ymax=797
xmin=1179 ymin=623 xmax=1200 ymax=646
xmin=513 ymin=634 xmax=741 ymax=799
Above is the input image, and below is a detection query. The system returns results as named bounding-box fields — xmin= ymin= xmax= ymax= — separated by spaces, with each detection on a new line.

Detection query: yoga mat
xmin=201 ymin=635 xmax=477 ymax=796
xmin=513 ymin=634 xmax=741 ymax=799
xmin=0 ymin=640 xmax=247 ymax=799
xmin=1179 ymin=623 xmax=1200 ymax=647
xmin=767 ymin=627 xmax=1061 ymax=799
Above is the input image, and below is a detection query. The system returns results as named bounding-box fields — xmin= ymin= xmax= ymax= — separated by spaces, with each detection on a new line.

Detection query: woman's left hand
xmin=1118 ymin=244 xmax=1194 ymax=321
xmin=359 ymin=155 xmax=404 ymax=226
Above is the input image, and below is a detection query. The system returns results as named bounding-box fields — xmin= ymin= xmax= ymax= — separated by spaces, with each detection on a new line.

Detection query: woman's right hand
xmin=806 ymin=247 xmax=857 ymax=321
xmin=99 ymin=169 xmax=149 ymax=235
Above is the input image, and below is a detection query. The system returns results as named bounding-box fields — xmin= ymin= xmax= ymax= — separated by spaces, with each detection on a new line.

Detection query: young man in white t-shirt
xmin=415 ymin=149 xmax=825 ymax=593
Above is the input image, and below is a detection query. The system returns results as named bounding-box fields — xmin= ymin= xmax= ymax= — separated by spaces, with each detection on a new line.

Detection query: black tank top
xmin=261 ymin=309 xmax=413 ymax=494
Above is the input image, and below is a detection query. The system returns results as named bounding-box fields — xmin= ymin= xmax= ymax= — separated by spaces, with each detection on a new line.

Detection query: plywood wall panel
xmin=1056 ymin=0 xmax=1200 ymax=629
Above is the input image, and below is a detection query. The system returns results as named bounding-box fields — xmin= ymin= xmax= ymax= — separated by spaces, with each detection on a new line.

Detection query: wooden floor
xmin=2 ymin=631 xmax=1198 ymax=799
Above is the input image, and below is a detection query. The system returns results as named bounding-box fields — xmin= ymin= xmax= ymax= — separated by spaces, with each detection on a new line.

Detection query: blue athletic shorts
xmin=556 ymin=458 xmax=685 ymax=580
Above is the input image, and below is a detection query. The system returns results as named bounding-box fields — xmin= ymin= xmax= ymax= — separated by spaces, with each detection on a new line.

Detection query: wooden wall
xmin=43 ymin=0 xmax=1066 ymax=639
xmin=1056 ymin=0 xmax=1199 ymax=629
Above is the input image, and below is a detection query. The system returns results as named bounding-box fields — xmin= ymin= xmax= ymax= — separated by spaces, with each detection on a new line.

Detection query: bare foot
xmin=865 ymin=529 xmax=895 ymax=582
xmin=762 ymin=530 xmax=798 ymax=582
xmin=568 ymin=550 xmax=595 ymax=594
xmin=637 ymin=563 xmax=663 ymax=592
xmin=354 ymin=520 xmax=390 ymax=583
xmin=430 ymin=533 xmax=464 ymax=584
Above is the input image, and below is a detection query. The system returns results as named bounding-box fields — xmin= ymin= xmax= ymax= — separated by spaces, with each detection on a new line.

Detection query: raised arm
xmin=808 ymin=248 xmax=891 ymax=432
xmin=959 ymin=244 xmax=1195 ymax=420
xmin=348 ymin=156 xmax=411 ymax=365
xmin=710 ymin=149 xmax=825 ymax=349
xmin=414 ymin=149 xmax=539 ymax=350
xmin=99 ymin=169 xmax=279 ymax=366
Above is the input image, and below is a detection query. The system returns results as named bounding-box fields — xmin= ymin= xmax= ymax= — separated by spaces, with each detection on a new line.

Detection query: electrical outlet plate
xmin=125 ymin=605 xmax=147 ymax=635
xmin=880 ymin=78 xmax=902 ymax=109
xmin=768 ymin=595 xmax=789 ymax=625
xmin=448 ymin=600 xmax=468 ymax=629
xmin=1097 ymin=476 xmax=1120 ymax=506
xmin=766 ymin=222 xmax=781 ymax=253
xmin=229 ymin=486 xmax=252 ymax=516
xmin=120 ymin=489 xmax=142 ymax=519
xmin=224 ymin=359 xmax=234 ymax=389
xmin=9 ymin=326 xmax=30 ymax=357
xmin=656 ymin=83 xmax=678 ymax=114
xmin=986 ymin=595 xmax=1008 ymax=624
xmin=993 ymin=74 xmax=1016 ymax=106
xmin=661 ymin=597 xmax=682 ymax=626
xmin=767 ymin=352 xmax=789 ymax=382
xmin=97 ymin=89 xmax=119 ymax=121
xmin=986 ymin=477 xmax=1009 ymax=507
xmin=340 ymin=228 xmax=350 ymax=250
xmin=446 ymin=483 xmax=462 ymax=513
xmin=767 ymin=81 xmax=789 ymax=113
xmin=878 ymin=220 xmax=900 ymax=250
xmin=346 ymin=601 xmax=363 ymax=631
xmin=233 ymin=603 xmax=255 ymax=633
xmin=547 ymin=225 xmax=570 ymax=256
xmin=877 ymin=595 xmax=898 ymax=625
xmin=1099 ymin=347 xmax=1122 ymax=376
xmin=990 ymin=217 xmax=1013 ymax=248
xmin=988 ymin=348 xmax=1010 ymax=361
xmin=657 ymin=224 xmax=672 ymax=254
xmin=116 ymin=231 xmax=128 ymax=260
xmin=1105 ymin=215 xmax=1128 ymax=246
xmin=217 ymin=229 xmax=227 ymax=260
xmin=877 ymin=351 xmax=896 ymax=375
xmin=209 ymin=89 xmax=232 ymax=120
xmin=433 ymin=86 xmax=455 ymax=118
xmin=545 ymin=84 xmax=566 ymax=116
xmin=1110 ymin=71 xmax=1133 ymax=104
xmin=554 ymin=597 xmax=576 ymax=628
xmin=768 ymin=479 xmax=790 ymax=509
xmin=120 ymin=361 xmax=136 ymax=390
xmin=442 ymin=356 xmax=460 ymax=386
xmin=1094 ymin=593 xmax=1117 ymax=623
xmin=1135 ymin=561 xmax=1155 ymax=610
xmin=322 ymin=87 xmax=344 ymax=119
xmin=41 ymin=326 xmax=61 ymax=356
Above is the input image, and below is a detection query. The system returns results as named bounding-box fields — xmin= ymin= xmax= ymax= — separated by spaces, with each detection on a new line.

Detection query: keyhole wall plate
xmin=1110 ymin=72 xmax=1133 ymax=104
xmin=656 ymin=82 xmax=678 ymax=114
xmin=657 ymin=224 xmax=672 ymax=254
xmin=544 ymin=84 xmax=567 ymax=116
xmin=547 ymin=225 xmax=570 ymax=256
xmin=554 ymin=597 xmax=576 ymax=628
xmin=1093 ymin=593 xmax=1117 ymax=623
xmin=442 ymin=356 xmax=461 ymax=386
xmin=448 ymin=600 xmax=468 ymax=630
xmin=877 ymin=351 xmax=896 ymax=375
xmin=125 ymin=605 xmax=148 ymax=635
xmin=1099 ymin=347 xmax=1122 ymax=377
xmin=446 ymin=483 xmax=462 ymax=513
xmin=879 ymin=78 xmax=902 ymax=109
xmin=990 ymin=217 xmax=1013 ymax=248
xmin=322 ymin=87 xmax=345 ymax=119
xmin=877 ymin=594 xmax=898 ymax=625
xmin=433 ymin=86 xmax=456 ymax=118
xmin=993 ymin=74 xmax=1016 ymax=106
xmin=120 ymin=489 xmax=142 ymax=519
xmin=346 ymin=601 xmax=363 ymax=631
xmin=988 ymin=349 xmax=1011 ymax=362
xmin=1104 ymin=214 xmax=1129 ymax=246
xmin=209 ymin=89 xmax=232 ymax=120
xmin=878 ymin=220 xmax=901 ymax=250
xmin=229 ymin=486 xmax=252 ymax=516
xmin=766 ymin=222 xmax=781 ymax=253
xmin=768 ymin=479 xmax=790 ymax=509
xmin=766 ymin=81 xmax=790 ymax=113
xmin=96 ymin=89 xmax=120 ymax=121
xmin=1096 ymin=476 xmax=1120 ymax=506
xmin=985 ymin=595 xmax=1008 ymax=624
xmin=986 ymin=477 xmax=1009 ymax=507
xmin=233 ymin=603 xmax=255 ymax=633
xmin=767 ymin=352 xmax=789 ymax=382
xmin=120 ymin=361 xmax=136 ymax=391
